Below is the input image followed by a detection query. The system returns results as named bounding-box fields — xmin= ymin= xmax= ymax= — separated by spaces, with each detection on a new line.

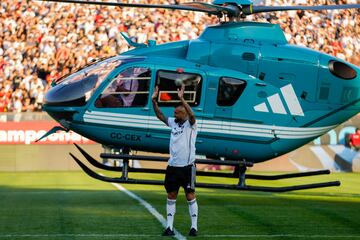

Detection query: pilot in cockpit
xmin=96 ymin=67 xmax=145 ymax=108
xmin=115 ymin=77 xmax=139 ymax=107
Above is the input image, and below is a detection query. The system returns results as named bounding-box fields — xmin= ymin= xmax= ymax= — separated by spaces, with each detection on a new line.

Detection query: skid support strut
xmin=238 ymin=163 xmax=247 ymax=187
xmin=121 ymin=147 xmax=130 ymax=180
xmin=71 ymin=144 xmax=340 ymax=192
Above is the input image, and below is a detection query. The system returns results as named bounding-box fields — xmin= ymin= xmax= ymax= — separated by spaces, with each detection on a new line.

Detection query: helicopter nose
xmin=45 ymin=74 xmax=98 ymax=107
xmin=44 ymin=74 xmax=99 ymax=124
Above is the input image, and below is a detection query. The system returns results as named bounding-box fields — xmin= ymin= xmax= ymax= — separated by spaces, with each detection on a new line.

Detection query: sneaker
xmin=189 ymin=228 xmax=197 ymax=236
xmin=162 ymin=227 xmax=175 ymax=236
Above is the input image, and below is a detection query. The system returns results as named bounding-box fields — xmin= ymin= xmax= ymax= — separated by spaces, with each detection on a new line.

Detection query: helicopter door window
xmin=217 ymin=77 xmax=247 ymax=106
xmin=156 ymin=70 xmax=202 ymax=106
xmin=95 ymin=67 xmax=151 ymax=108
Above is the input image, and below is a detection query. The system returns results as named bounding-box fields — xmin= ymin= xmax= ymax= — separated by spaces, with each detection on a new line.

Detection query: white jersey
xmin=167 ymin=117 xmax=197 ymax=167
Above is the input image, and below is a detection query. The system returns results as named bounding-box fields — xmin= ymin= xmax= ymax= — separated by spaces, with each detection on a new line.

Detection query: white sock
xmin=166 ymin=198 xmax=176 ymax=230
xmin=188 ymin=198 xmax=198 ymax=230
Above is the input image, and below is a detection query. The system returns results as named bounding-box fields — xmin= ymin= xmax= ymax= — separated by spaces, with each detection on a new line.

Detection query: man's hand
xmin=152 ymin=86 xmax=159 ymax=101
xmin=177 ymin=85 xmax=185 ymax=100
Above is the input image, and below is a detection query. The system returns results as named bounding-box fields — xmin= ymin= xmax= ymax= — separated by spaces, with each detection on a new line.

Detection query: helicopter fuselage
xmin=43 ymin=21 xmax=360 ymax=163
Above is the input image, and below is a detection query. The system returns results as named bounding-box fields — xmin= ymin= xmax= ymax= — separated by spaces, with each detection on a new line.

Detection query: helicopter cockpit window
xmin=95 ymin=67 xmax=151 ymax=108
xmin=45 ymin=57 xmax=131 ymax=107
xmin=217 ymin=77 xmax=247 ymax=106
xmin=156 ymin=71 xmax=202 ymax=106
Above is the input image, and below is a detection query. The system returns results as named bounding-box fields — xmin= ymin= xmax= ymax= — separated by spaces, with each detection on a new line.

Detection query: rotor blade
xmin=36 ymin=0 xmax=233 ymax=16
xmin=181 ymin=2 xmax=238 ymax=16
xmin=243 ymin=4 xmax=360 ymax=15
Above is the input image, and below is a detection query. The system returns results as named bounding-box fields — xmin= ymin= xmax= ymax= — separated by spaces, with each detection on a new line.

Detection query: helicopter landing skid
xmin=70 ymin=144 xmax=340 ymax=192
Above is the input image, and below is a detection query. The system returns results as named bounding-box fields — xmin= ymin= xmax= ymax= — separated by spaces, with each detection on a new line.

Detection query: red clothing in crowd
xmin=46 ymin=71 xmax=60 ymax=84
xmin=0 ymin=97 xmax=8 ymax=112
xmin=349 ymin=132 xmax=360 ymax=147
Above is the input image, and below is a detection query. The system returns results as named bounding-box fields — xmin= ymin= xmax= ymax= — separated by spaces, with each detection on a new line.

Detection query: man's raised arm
xmin=152 ymin=86 xmax=168 ymax=125
xmin=178 ymin=85 xmax=196 ymax=125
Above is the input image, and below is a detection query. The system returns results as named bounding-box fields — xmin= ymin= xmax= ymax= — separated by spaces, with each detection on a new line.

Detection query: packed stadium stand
xmin=0 ymin=0 xmax=359 ymax=112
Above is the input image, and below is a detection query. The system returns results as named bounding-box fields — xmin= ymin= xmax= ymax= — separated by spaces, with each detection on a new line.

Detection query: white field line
xmin=0 ymin=234 xmax=159 ymax=238
xmin=202 ymin=235 xmax=360 ymax=238
xmin=110 ymin=182 xmax=186 ymax=240
xmin=0 ymin=234 xmax=359 ymax=238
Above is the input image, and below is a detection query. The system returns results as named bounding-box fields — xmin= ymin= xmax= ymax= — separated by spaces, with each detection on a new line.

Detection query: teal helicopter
xmin=39 ymin=0 xmax=360 ymax=192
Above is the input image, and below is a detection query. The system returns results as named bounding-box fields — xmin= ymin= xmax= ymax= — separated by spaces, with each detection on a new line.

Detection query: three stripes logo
xmin=254 ymin=84 xmax=304 ymax=116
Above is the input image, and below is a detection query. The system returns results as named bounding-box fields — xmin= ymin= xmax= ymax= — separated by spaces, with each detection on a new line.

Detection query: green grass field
xmin=0 ymin=171 xmax=359 ymax=239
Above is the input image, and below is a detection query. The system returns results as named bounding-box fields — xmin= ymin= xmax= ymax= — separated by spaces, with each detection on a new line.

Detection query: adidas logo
xmin=191 ymin=214 xmax=197 ymax=217
xmin=167 ymin=213 xmax=173 ymax=216
xmin=254 ymin=84 xmax=304 ymax=116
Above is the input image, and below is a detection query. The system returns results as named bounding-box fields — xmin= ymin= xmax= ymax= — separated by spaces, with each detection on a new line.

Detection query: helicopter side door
xmin=199 ymin=74 xmax=248 ymax=157
xmin=86 ymin=64 xmax=153 ymax=148
xmin=201 ymin=74 xmax=237 ymax=134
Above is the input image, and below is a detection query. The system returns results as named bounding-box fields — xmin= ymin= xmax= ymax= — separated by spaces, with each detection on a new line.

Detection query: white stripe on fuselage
xmin=87 ymin=111 xmax=333 ymax=132
xmin=83 ymin=111 xmax=335 ymax=140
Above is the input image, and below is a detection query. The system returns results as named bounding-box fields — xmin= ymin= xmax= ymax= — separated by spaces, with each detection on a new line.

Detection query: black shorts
xmin=164 ymin=165 xmax=196 ymax=193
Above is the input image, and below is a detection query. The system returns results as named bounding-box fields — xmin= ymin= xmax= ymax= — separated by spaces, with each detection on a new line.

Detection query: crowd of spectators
xmin=0 ymin=0 xmax=358 ymax=112
xmin=257 ymin=0 xmax=359 ymax=63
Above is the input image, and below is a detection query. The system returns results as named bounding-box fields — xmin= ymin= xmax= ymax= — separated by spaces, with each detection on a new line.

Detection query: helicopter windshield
xmin=57 ymin=56 xmax=143 ymax=86
xmin=45 ymin=56 xmax=145 ymax=106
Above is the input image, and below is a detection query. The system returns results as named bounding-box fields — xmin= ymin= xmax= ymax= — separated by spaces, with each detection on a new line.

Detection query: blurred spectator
xmin=0 ymin=0 xmax=358 ymax=112
xmin=349 ymin=128 xmax=360 ymax=151
xmin=0 ymin=85 xmax=9 ymax=112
